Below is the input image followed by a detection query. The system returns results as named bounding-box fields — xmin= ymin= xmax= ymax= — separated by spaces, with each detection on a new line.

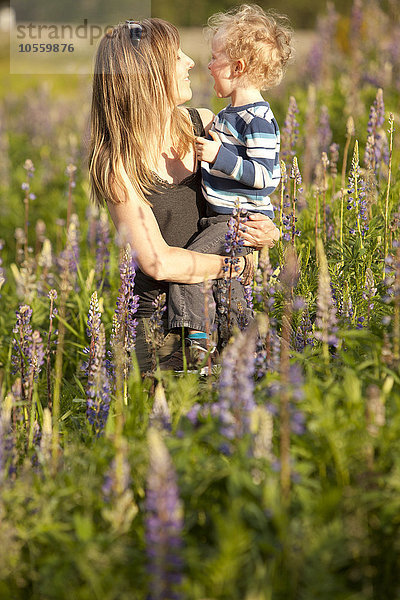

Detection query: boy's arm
xmin=201 ymin=116 xmax=280 ymax=194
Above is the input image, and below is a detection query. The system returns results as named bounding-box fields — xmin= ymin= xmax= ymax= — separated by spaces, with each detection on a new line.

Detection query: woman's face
xmin=174 ymin=48 xmax=195 ymax=105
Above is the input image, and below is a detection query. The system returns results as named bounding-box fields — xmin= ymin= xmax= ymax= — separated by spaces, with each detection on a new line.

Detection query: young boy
xmin=167 ymin=4 xmax=292 ymax=365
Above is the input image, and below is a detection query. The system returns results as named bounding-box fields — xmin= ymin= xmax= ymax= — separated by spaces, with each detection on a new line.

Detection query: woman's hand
xmin=240 ymin=213 xmax=280 ymax=250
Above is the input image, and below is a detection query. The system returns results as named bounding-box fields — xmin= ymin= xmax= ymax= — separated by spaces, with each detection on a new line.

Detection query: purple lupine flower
xmin=281 ymin=97 xmax=299 ymax=164
xmin=102 ymin=451 xmax=131 ymax=502
xmin=306 ymin=41 xmax=323 ymax=84
xmin=14 ymin=226 xmax=25 ymax=264
xmin=86 ymin=323 xmax=111 ymax=436
xmin=145 ymin=292 xmax=166 ymax=357
xmin=96 ymin=209 xmax=110 ymax=288
xmin=57 ymin=214 xmax=80 ymax=292
xmin=35 ymin=219 xmax=46 ymax=252
xmin=30 ymin=330 xmax=45 ymax=383
xmin=217 ymin=328 xmax=257 ymax=439
xmin=23 ymin=159 xmax=35 ymax=179
xmin=288 ymin=363 xmax=306 ymax=434
xmin=329 ymin=143 xmax=340 ymax=179
xmin=86 ymin=204 xmax=99 ymax=250
xmin=0 ymin=391 xmax=17 ymax=481
xmin=83 ymin=291 xmax=102 ymax=376
xmin=363 ymin=267 xmax=377 ymax=323
xmin=65 ymin=164 xmax=77 ymax=188
xmin=315 ymin=241 xmax=339 ymax=348
xmin=216 ymin=201 xmax=250 ymax=342
xmin=38 ymin=408 xmax=52 ymax=467
xmin=350 ymin=0 xmax=363 ymax=42
xmin=278 ymin=160 xmax=288 ymax=240
xmin=87 ymin=291 xmax=101 ymax=342
xmin=348 ymin=141 xmax=368 ymax=240
xmin=364 ymin=89 xmax=389 ymax=175
xmin=0 ymin=239 xmax=5 ymax=296
xmin=224 ymin=202 xmax=247 ymax=274
xmin=383 ymin=245 xmax=400 ymax=311
xmin=11 ymin=304 xmax=33 ymax=401
xmin=111 ymin=245 xmax=139 ymax=354
xmin=289 ymin=157 xmax=302 ymax=244
xmin=31 ymin=420 xmax=42 ymax=469
xmin=146 ymin=428 xmax=183 ymax=600
xmin=254 ymin=249 xmax=273 ymax=305
xmin=374 ymin=88 xmax=385 ymax=129
xmin=318 ymin=106 xmax=332 ymax=154
xmin=150 ymin=383 xmax=172 ymax=432
xmin=243 ymin=285 xmax=253 ymax=310
xmin=305 ymin=3 xmax=338 ymax=84
xmin=293 ymin=300 xmax=314 ymax=352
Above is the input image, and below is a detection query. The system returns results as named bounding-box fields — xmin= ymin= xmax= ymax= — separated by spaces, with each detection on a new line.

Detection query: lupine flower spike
xmin=144 ymin=293 xmax=167 ymax=373
xmin=46 ymin=290 xmax=57 ymax=409
xmin=218 ymin=325 xmax=257 ymax=439
xmin=341 ymin=116 xmax=355 ymax=190
xmin=318 ymin=105 xmax=332 ymax=154
xmin=86 ymin=322 xmax=111 ymax=437
xmin=22 ymin=159 xmax=35 ymax=262
xmin=289 ymin=157 xmax=302 ymax=245
xmin=281 ymin=96 xmax=299 ymax=165
xmin=279 ymin=160 xmax=287 ymax=244
xmin=347 ymin=140 xmax=367 ymax=247
xmin=65 ymin=164 xmax=77 ymax=229
xmin=329 ymin=142 xmax=339 ymax=197
xmin=315 ymin=239 xmax=339 ymax=362
xmin=111 ymin=245 xmax=139 ymax=396
xmin=321 ymin=152 xmax=329 ymax=241
xmin=102 ymin=438 xmax=137 ymax=534
xmin=146 ymin=428 xmax=183 ymax=600
xmin=279 ymin=246 xmax=299 ymax=502
xmin=221 ymin=199 xmax=247 ymax=338
xmin=150 ymin=383 xmax=172 ymax=432
xmin=383 ymin=113 xmax=395 ymax=277
xmin=27 ymin=330 xmax=44 ymax=446
xmin=96 ymin=209 xmax=111 ymax=288
xmin=11 ymin=304 xmax=33 ymax=403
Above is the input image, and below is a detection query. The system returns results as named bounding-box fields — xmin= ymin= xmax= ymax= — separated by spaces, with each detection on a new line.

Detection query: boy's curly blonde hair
xmin=207 ymin=4 xmax=293 ymax=90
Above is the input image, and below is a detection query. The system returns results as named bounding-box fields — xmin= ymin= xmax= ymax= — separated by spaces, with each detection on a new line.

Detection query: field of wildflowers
xmin=1 ymin=1 xmax=400 ymax=598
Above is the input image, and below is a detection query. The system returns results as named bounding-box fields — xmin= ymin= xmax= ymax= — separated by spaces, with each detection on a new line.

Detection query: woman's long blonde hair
xmin=89 ymin=18 xmax=194 ymax=206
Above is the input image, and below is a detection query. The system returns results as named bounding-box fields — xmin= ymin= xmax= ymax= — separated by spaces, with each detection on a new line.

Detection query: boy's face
xmin=208 ymin=33 xmax=234 ymax=99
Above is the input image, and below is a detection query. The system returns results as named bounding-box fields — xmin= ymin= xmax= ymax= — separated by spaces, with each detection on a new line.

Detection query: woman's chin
xmin=176 ymin=90 xmax=193 ymax=105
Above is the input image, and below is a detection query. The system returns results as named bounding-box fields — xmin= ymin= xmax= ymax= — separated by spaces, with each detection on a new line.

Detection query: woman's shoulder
xmin=195 ymin=108 xmax=214 ymax=133
xmin=180 ymin=106 xmax=214 ymax=135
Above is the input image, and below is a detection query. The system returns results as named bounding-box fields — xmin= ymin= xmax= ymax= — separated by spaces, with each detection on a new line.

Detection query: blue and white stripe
xmin=201 ymin=102 xmax=280 ymax=217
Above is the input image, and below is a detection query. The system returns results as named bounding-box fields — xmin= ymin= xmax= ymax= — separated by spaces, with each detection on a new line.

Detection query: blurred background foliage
xmin=6 ymin=0 xmax=400 ymax=29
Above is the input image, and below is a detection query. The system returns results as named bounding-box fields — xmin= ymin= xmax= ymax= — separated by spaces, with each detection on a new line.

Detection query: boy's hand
xmin=195 ymin=130 xmax=221 ymax=164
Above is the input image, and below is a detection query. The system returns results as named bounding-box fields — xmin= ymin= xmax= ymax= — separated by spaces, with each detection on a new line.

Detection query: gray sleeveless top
xmin=135 ymin=108 xmax=206 ymax=317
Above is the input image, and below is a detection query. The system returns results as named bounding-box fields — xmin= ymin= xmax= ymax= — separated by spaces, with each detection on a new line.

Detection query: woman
xmin=89 ymin=18 xmax=279 ymax=372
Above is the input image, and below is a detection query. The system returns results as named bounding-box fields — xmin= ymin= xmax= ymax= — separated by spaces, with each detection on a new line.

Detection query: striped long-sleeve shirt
xmin=201 ymin=101 xmax=280 ymax=217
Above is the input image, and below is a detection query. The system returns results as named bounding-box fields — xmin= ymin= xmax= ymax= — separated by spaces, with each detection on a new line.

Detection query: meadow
xmin=1 ymin=1 xmax=400 ymax=598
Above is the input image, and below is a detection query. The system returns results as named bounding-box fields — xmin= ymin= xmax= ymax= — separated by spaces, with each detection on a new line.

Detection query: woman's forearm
xmin=157 ymin=246 xmax=239 ymax=283
xmin=107 ymin=192 xmax=244 ymax=284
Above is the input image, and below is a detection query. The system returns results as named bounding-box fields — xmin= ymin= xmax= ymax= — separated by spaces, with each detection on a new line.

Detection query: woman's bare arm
xmin=107 ymin=162 xmax=243 ymax=283
xmin=197 ymin=108 xmax=214 ymax=136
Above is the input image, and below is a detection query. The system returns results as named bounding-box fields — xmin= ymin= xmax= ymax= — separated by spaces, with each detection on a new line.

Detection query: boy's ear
xmin=233 ymin=58 xmax=246 ymax=75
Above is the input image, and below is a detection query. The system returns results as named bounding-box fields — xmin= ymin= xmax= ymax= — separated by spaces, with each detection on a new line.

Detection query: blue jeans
xmin=168 ymin=216 xmax=253 ymax=336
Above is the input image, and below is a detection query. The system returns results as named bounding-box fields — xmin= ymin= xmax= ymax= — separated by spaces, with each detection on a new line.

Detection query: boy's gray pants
xmin=168 ymin=216 xmax=253 ymax=335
